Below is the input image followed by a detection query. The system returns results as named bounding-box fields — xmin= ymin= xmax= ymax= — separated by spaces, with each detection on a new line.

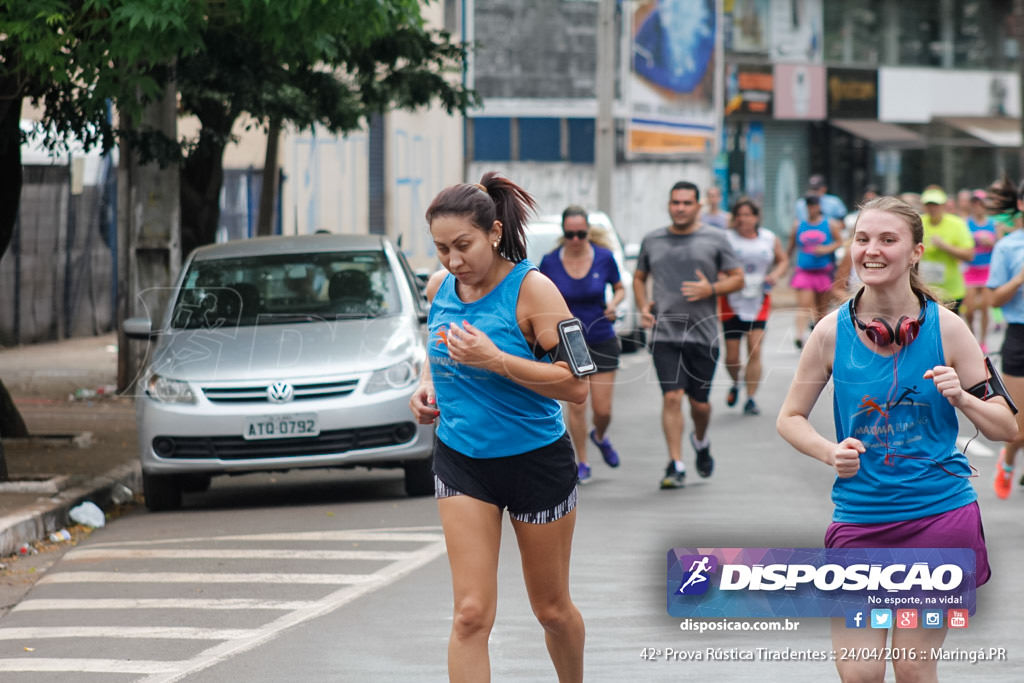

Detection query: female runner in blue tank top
xmin=778 ymin=196 xmax=1017 ymax=683
xmin=410 ymin=172 xmax=588 ymax=682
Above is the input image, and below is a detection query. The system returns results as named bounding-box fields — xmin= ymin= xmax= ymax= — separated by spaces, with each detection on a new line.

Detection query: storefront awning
xmin=938 ymin=117 xmax=1022 ymax=148
xmin=830 ymin=119 xmax=925 ymax=148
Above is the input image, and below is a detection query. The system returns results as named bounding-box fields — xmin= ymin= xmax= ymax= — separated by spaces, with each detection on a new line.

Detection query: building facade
xmin=463 ymin=0 xmax=1023 ymax=242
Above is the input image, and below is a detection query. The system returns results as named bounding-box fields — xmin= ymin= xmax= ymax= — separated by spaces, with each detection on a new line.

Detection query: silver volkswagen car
xmin=124 ymin=234 xmax=434 ymax=510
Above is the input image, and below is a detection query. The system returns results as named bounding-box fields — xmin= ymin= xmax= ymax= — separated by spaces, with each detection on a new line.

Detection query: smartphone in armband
xmin=557 ymin=318 xmax=597 ymax=377
xmin=984 ymin=356 xmax=1018 ymax=414
xmin=968 ymin=357 xmax=1019 ymax=414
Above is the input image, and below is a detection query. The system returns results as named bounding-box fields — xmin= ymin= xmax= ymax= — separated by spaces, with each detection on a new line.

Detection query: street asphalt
xmin=2 ymin=291 xmax=1023 ymax=680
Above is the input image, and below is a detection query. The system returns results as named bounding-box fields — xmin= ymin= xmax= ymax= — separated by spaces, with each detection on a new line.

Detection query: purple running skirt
xmin=825 ymin=502 xmax=990 ymax=586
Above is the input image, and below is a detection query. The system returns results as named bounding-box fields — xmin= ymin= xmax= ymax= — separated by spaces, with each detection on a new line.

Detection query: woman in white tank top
xmin=718 ymin=197 xmax=789 ymax=415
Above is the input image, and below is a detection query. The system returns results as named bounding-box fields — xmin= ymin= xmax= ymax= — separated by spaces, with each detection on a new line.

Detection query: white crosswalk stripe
xmin=0 ymin=626 xmax=258 ymax=640
xmin=0 ymin=526 xmax=446 ymax=678
xmin=39 ymin=571 xmax=376 ymax=585
xmin=15 ymin=598 xmax=316 ymax=611
xmin=66 ymin=547 xmax=414 ymax=561
xmin=0 ymin=659 xmax=181 ymax=674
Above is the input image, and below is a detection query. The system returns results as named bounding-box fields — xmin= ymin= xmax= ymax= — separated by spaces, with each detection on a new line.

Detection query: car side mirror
xmin=414 ymin=270 xmax=430 ymax=290
xmin=124 ymin=317 xmax=155 ymax=340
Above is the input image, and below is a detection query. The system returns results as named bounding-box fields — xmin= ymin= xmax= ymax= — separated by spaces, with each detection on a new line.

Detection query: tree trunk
xmin=0 ymin=379 xmax=28 ymax=486
xmin=255 ymin=118 xmax=281 ymax=237
xmin=117 ymin=84 xmax=181 ymax=392
xmin=180 ymin=109 xmax=233 ymax=257
xmin=0 ymin=381 xmax=28 ymax=439
xmin=0 ymin=80 xmax=27 ymax=480
xmin=0 ymin=91 xmax=23 ymax=265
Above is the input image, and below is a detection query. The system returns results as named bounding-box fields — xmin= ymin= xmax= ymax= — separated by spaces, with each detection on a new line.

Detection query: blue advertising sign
xmin=667 ymin=548 xmax=976 ymax=619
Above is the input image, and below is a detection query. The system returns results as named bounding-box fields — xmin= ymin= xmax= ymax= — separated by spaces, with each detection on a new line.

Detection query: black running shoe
xmin=691 ymin=433 xmax=714 ymax=478
xmin=743 ymin=398 xmax=760 ymax=416
xmin=726 ymin=384 xmax=739 ymax=407
xmin=660 ymin=461 xmax=686 ymax=489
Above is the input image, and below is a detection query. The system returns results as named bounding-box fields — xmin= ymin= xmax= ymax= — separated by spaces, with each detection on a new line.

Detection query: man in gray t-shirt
xmin=633 ymin=181 xmax=744 ymax=490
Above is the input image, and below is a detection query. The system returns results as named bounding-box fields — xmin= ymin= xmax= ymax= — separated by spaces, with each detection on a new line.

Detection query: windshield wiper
xmin=253 ymin=313 xmax=329 ymax=325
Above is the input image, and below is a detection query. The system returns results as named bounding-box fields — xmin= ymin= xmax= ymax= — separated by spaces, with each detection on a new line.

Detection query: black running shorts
xmin=432 ymin=433 xmax=578 ymax=524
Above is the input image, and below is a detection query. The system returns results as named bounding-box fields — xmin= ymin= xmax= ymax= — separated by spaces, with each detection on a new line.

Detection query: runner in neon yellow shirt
xmin=919 ymin=186 xmax=975 ymax=308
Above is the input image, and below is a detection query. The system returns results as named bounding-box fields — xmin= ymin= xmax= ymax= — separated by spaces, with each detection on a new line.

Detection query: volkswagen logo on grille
xmin=267 ymin=382 xmax=294 ymax=403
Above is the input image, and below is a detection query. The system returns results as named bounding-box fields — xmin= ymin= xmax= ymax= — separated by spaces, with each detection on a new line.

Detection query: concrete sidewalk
xmin=0 ymin=334 xmax=140 ymax=557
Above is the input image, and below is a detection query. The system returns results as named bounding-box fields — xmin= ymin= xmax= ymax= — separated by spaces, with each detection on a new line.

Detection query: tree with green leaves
xmin=0 ymin=0 xmax=475 ymax=479
xmin=176 ymin=1 xmax=475 ymax=254
xmin=0 ymin=0 xmax=201 ymax=477
xmin=0 ymin=0 xmax=200 ymax=264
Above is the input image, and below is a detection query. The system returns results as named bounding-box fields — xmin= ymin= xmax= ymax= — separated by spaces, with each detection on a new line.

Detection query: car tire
xmin=619 ymin=328 xmax=646 ymax=354
xmin=403 ymin=457 xmax=434 ymax=497
xmin=143 ymin=473 xmax=183 ymax=511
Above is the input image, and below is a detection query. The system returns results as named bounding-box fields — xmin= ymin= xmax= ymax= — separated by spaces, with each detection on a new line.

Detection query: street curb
xmin=0 ymin=461 xmax=141 ymax=558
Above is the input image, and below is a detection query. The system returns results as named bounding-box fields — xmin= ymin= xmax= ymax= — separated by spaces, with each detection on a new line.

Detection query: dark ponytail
xmin=425 ymin=171 xmax=537 ymax=262
xmin=985 ymin=175 xmax=1022 ymax=217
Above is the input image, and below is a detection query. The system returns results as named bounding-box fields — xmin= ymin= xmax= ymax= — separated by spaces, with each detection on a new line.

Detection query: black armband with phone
xmin=548 ymin=318 xmax=597 ymax=377
xmin=966 ymin=357 xmax=1019 ymax=414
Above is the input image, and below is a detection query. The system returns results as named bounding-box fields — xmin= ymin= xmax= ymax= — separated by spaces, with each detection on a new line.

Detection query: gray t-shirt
xmin=636 ymin=226 xmax=741 ymax=347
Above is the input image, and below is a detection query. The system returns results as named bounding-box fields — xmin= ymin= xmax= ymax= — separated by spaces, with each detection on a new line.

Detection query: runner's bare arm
xmin=777 ymin=313 xmax=863 ymax=475
xmin=934 ymin=306 xmax=1017 ymax=440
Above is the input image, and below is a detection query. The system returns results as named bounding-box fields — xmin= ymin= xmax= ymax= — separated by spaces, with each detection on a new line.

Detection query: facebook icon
xmin=845 ymin=610 xmax=866 ymax=629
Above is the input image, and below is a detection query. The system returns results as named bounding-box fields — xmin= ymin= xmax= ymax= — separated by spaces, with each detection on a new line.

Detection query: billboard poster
xmin=770 ymin=0 xmax=822 ymax=63
xmin=827 ymin=67 xmax=878 ymax=119
xmin=628 ymin=0 xmax=721 ymax=157
xmin=725 ymin=63 xmax=773 ymax=116
xmin=724 ymin=0 xmax=770 ymax=54
xmin=774 ymin=63 xmax=826 ymax=120
xmin=743 ymin=121 xmax=765 ymax=204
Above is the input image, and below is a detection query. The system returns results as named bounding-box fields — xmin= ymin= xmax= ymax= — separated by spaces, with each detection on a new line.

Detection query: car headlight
xmin=365 ymin=360 xmax=420 ymax=394
xmin=146 ymin=374 xmax=197 ymax=403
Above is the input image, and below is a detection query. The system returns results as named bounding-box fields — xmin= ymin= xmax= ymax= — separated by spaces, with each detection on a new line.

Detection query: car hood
xmin=147 ymin=316 xmax=424 ymax=382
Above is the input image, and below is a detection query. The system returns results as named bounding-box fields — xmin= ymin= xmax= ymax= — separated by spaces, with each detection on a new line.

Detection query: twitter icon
xmin=870 ymin=609 xmax=892 ymax=628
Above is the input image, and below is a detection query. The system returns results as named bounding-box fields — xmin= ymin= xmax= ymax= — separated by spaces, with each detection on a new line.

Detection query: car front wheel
xmin=403 ymin=458 xmax=433 ymax=497
xmin=143 ymin=473 xmax=183 ymax=511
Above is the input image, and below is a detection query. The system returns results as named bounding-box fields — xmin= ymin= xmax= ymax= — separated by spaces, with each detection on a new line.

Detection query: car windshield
xmin=524 ymin=225 xmax=563 ymax=264
xmin=170 ymin=250 xmax=401 ymax=329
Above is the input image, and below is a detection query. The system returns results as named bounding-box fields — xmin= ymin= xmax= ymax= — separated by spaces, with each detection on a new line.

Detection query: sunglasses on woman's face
xmin=563 ymin=230 xmax=589 ymax=240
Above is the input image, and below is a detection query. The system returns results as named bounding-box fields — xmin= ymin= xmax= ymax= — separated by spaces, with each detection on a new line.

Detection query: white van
xmin=524 ymin=211 xmax=644 ymax=352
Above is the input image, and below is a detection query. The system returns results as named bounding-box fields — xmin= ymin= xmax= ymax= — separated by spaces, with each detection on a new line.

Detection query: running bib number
xmin=919 ymin=260 xmax=945 ymax=285
xmin=740 ymin=273 xmax=765 ymax=299
xmin=244 ymin=414 xmax=319 ymax=440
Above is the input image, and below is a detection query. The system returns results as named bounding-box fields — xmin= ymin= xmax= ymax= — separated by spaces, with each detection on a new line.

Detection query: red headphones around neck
xmin=848 ymin=288 xmax=928 ymax=347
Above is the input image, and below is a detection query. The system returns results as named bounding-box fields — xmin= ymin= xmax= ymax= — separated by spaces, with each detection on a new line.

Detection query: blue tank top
xmin=428 ymin=260 xmax=564 ymax=458
xmin=967 ymin=217 xmax=996 ymax=267
xmin=795 ymin=218 xmax=835 ymax=270
xmin=831 ymin=300 xmax=976 ymax=523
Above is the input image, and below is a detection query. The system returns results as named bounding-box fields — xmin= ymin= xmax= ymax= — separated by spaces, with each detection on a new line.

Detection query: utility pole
xmin=1017 ymin=0 xmax=1024 ymax=174
xmin=595 ymin=0 xmax=615 ymax=215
